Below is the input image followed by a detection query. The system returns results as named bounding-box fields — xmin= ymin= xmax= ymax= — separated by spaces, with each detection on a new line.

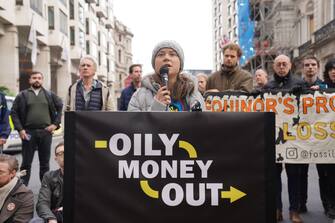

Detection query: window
xmin=30 ymin=0 xmax=43 ymax=16
xmin=218 ymin=3 xmax=221 ymax=12
xmin=78 ymin=3 xmax=84 ymax=24
xmin=228 ymin=5 xmax=231 ymax=16
xmin=119 ymin=34 xmax=122 ymax=42
xmin=59 ymin=10 xmax=68 ymax=35
xmin=69 ymin=0 xmax=74 ymax=19
xmin=70 ymin=26 xmax=75 ymax=46
xmin=233 ymin=27 xmax=238 ymax=37
xmin=308 ymin=14 xmax=314 ymax=37
xmin=86 ymin=18 xmax=90 ymax=34
xmin=86 ymin=41 xmax=90 ymax=54
xmin=98 ymin=51 xmax=101 ymax=65
xmin=79 ymin=29 xmax=85 ymax=49
xmin=118 ymin=49 xmax=122 ymax=63
xmin=228 ymin=18 xmax=232 ymax=28
xmin=48 ymin=6 xmax=55 ymax=30
xmin=98 ymin=31 xmax=101 ymax=46
xmin=218 ymin=15 xmax=222 ymax=25
xmin=16 ymin=0 xmax=24 ymax=5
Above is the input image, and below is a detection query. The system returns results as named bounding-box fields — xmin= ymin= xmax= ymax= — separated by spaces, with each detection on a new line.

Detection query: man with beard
xmin=119 ymin=64 xmax=142 ymax=111
xmin=206 ymin=43 xmax=253 ymax=93
xmin=0 ymin=154 xmax=34 ymax=223
xmin=11 ymin=72 xmax=63 ymax=186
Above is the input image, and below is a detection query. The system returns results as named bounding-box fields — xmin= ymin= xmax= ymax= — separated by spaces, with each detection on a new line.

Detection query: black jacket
xmin=10 ymin=88 xmax=63 ymax=131
xmin=264 ymin=72 xmax=304 ymax=90
xmin=36 ymin=169 xmax=63 ymax=221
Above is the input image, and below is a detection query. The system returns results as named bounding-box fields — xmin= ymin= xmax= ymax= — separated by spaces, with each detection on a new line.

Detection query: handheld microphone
xmin=191 ymin=100 xmax=202 ymax=112
xmin=159 ymin=65 xmax=169 ymax=87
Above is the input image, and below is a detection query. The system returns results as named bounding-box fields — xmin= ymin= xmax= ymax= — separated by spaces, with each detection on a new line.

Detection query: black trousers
xmin=316 ymin=164 xmax=335 ymax=211
xmin=20 ymin=129 xmax=52 ymax=186
xmin=276 ymin=163 xmax=308 ymax=211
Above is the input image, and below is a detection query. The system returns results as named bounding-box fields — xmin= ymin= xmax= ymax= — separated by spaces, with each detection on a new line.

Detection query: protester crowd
xmin=0 ymin=40 xmax=334 ymax=223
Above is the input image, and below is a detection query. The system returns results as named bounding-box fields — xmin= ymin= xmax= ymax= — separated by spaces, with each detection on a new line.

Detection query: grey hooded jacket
xmin=127 ymin=74 xmax=204 ymax=111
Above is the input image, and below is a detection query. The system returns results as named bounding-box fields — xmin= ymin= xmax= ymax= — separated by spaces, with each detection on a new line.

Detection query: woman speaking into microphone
xmin=128 ymin=40 xmax=204 ymax=112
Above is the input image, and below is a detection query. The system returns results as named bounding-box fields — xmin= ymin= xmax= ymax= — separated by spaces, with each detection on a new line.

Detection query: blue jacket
xmin=0 ymin=92 xmax=10 ymax=139
xmin=119 ymin=83 xmax=137 ymax=111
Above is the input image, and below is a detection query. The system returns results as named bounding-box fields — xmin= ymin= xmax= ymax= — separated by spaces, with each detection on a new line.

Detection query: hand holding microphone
xmin=154 ymin=65 xmax=171 ymax=106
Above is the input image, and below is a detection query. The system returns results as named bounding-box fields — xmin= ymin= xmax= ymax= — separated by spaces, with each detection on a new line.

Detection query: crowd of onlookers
xmin=0 ymin=39 xmax=334 ymax=223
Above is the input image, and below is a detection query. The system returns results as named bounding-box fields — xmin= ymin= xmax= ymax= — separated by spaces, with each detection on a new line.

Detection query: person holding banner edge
xmin=127 ymin=40 xmax=204 ymax=112
xmin=298 ymin=55 xmax=327 ymax=215
xmin=316 ymin=58 xmax=335 ymax=219
xmin=263 ymin=54 xmax=305 ymax=223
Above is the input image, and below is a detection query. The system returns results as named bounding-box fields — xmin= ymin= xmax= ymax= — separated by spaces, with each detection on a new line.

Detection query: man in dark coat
xmin=11 ymin=71 xmax=63 ymax=186
xmin=119 ymin=64 xmax=142 ymax=111
xmin=264 ymin=54 xmax=304 ymax=223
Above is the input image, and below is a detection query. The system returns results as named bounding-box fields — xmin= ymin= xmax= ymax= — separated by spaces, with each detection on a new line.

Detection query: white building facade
xmin=212 ymin=0 xmax=239 ymax=71
xmin=0 ymin=0 xmax=132 ymax=103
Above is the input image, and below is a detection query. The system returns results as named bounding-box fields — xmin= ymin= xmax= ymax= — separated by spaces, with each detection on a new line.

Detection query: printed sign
xmin=204 ymin=90 xmax=335 ymax=163
xmin=64 ymin=112 xmax=275 ymax=223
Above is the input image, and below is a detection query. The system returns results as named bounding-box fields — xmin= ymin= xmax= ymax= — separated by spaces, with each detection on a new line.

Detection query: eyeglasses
xmin=55 ymin=151 xmax=64 ymax=156
xmin=80 ymin=63 xmax=92 ymax=68
xmin=275 ymin=62 xmax=289 ymax=67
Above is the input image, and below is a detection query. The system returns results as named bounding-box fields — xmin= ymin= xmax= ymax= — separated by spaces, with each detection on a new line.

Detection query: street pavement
xmin=12 ymin=136 xmax=334 ymax=223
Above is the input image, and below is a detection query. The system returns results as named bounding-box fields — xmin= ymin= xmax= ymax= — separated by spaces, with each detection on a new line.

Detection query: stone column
xmin=0 ymin=25 xmax=19 ymax=94
xmin=34 ymin=46 xmax=51 ymax=90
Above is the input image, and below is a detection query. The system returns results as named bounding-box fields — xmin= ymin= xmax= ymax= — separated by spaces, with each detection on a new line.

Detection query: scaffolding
xmin=245 ymin=0 xmax=297 ymax=75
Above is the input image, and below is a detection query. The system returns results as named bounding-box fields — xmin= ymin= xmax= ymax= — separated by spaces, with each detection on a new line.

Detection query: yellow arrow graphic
xmin=221 ymin=186 xmax=246 ymax=203
xmin=140 ymin=180 xmax=159 ymax=199
xmin=179 ymin=140 xmax=198 ymax=158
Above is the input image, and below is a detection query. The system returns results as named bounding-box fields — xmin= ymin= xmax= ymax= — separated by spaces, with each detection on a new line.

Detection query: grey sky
xmin=113 ymin=0 xmax=213 ymax=74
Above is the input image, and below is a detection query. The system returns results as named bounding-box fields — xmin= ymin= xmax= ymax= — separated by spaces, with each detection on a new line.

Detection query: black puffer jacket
xmin=36 ymin=169 xmax=63 ymax=221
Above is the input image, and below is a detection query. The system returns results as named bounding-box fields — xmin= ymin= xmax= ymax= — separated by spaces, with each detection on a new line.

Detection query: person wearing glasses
xmin=30 ymin=142 xmax=65 ymax=223
xmin=263 ymin=54 xmax=304 ymax=223
xmin=65 ymin=55 xmax=115 ymax=111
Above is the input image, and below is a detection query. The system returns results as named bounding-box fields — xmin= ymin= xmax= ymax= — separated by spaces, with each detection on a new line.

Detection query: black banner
xmin=64 ymin=112 xmax=275 ymax=223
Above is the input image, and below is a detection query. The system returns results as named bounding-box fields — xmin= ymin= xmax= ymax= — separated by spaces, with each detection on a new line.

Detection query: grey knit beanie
xmin=151 ymin=40 xmax=184 ymax=71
